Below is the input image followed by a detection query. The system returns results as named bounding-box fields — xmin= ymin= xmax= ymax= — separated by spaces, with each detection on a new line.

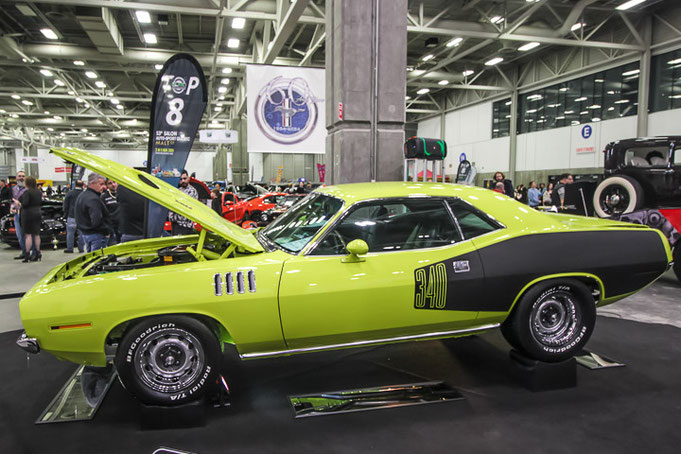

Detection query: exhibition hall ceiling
xmin=0 ymin=0 xmax=671 ymax=148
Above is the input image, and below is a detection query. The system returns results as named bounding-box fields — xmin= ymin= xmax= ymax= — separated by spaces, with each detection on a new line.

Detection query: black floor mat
xmin=1 ymin=316 xmax=680 ymax=454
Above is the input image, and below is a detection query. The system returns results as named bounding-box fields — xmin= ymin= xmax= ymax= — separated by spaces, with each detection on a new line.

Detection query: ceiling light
xmin=571 ymin=22 xmax=585 ymax=32
xmin=595 ymin=79 xmax=604 ymax=83
xmin=526 ymin=109 xmax=537 ymax=113
xmin=615 ymin=99 xmax=630 ymax=104
xmin=81 ymin=128 xmax=88 ymax=133
xmin=68 ymin=90 xmax=74 ymax=95
xmin=518 ymin=42 xmax=540 ymax=52
xmin=592 ymin=117 xmax=601 ymax=122
xmin=85 ymin=71 xmax=98 ymax=79
xmin=54 ymin=80 xmax=65 ymax=86
xmin=588 ymin=104 xmax=601 ymax=109
xmin=559 ymin=87 xmax=569 ymax=92
xmin=579 ymin=111 xmax=589 ymax=115
xmin=216 ymin=102 xmax=224 ymax=107
xmin=485 ymin=57 xmax=503 ymax=66
xmin=44 ymin=110 xmax=49 ymax=114
xmin=115 ymin=104 xmax=124 ymax=109
xmin=73 ymin=60 xmax=85 ymax=66
xmin=556 ymin=116 xmax=565 ymax=120
xmin=40 ymin=28 xmax=58 ymax=40
xmin=144 ymin=33 xmax=157 ymax=44
xmin=11 ymin=94 xmax=21 ymax=100
xmin=548 ymin=103 xmax=561 ymax=108
xmin=39 ymin=69 xmax=53 ymax=77
xmin=136 ymin=10 xmax=152 ymax=23
xmin=608 ymin=106 xmax=615 ymax=111
xmin=53 ymin=115 xmax=62 ymax=120
xmin=446 ymin=38 xmax=462 ymax=48
xmin=490 ymin=16 xmax=504 ymax=24
xmin=416 ymin=88 xmax=430 ymax=95
xmin=0 ymin=109 xmax=6 ymax=113
xmin=84 ymin=103 xmax=90 ymax=108
xmin=218 ymin=86 xmax=227 ymax=93
xmin=47 ymin=127 xmax=54 ymax=132
xmin=232 ymin=17 xmax=246 ymax=29
xmin=155 ymin=64 xmax=163 ymax=70
xmin=405 ymin=96 xmax=411 ymax=100
xmin=616 ymin=0 xmax=648 ymax=11
xmin=21 ymin=100 xmax=33 ymax=106
xmin=505 ymin=101 xmax=512 ymax=106
xmin=110 ymin=98 xmax=120 ymax=104
xmin=10 ymin=113 xmax=19 ymax=118
xmin=222 ymin=67 xmax=233 ymax=74
xmin=227 ymin=38 xmax=240 ymax=48
xmin=76 ymin=97 xmax=84 ymax=103
xmin=214 ymin=107 xmax=222 ymax=112
xmin=564 ymin=110 xmax=575 ymax=114
xmin=438 ymin=80 xmax=449 ymax=85
xmin=218 ymin=96 xmax=225 ymax=100
xmin=622 ymin=69 xmax=640 ymax=76
xmin=527 ymin=94 xmax=543 ymax=101
xmin=668 ymin=58 xmax=681 ymax=65
xmin=462 ymin=70 xmax=474 ymax=77
xmin=95 ymin=81 xmax=106 ymax=88
xmin=422 ymin=54 xmax=434 ymax=62
xmin=221 ymin=78 xmax=230 ymax=84
xmin=575 ymin=96 xmax=588 ymax=102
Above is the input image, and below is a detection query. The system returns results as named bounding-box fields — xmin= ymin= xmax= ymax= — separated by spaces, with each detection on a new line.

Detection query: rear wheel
xmin=115 ymin=315 xmax=221 ymax=406
xmin=501 ymin=279 xmax=596 ymax=362
xmin=593 ymin=176 xmax=644 ymax=217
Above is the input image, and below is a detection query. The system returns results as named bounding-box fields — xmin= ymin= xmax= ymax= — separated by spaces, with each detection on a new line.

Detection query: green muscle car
xmin=17 ymin=148 xmax=672 ymax=406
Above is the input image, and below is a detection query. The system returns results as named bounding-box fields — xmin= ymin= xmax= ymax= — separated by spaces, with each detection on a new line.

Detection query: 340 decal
xmin=414 ymin=263 xmax=447 ymax=309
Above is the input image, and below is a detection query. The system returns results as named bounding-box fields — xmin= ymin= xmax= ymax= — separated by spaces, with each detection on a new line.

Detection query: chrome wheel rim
xmin=530 ymin=291 xmax=578 ymax=347
xmin=134 ymin=328 xmax=204 ymax=394
xmin=600 ymin=185 xmax=630 ymax=215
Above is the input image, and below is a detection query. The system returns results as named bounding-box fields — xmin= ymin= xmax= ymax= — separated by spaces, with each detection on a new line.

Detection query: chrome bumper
xmin=17 ymin=331 xmax=40 ymax=354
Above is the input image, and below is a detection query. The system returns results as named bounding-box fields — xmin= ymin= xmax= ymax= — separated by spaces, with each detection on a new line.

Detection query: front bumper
xmin=17 ymin=331 xmax=40 ymax=354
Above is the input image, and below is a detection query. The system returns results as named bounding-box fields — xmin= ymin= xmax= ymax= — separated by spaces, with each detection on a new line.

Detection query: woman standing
xmin=18 ymin=176 xmax=42 ymax=262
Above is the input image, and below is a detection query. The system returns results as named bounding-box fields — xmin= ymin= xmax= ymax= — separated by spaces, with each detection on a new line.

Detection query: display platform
xmin=1 ymin=316 xmax=680 ymax=453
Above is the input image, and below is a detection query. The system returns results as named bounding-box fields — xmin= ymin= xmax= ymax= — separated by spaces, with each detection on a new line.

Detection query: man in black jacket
xmin=62 ymin=180 xmax=84 ymax=253
xmin=117 ymin=184 xmax=145 ymax=243
xmin=101 ymin=178 xmax=120 ymax=245
xmin=0 ymin=179 xmax=12 ymax=218
xmin=76 ymin=173 xmax=110 ymax=252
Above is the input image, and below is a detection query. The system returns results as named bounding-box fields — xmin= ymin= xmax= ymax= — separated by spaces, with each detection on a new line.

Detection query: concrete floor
xmin=1 ymin=243 xmax=680 ymax=334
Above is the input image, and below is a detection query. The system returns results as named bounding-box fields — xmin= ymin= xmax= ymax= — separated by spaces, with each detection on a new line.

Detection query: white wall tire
xmin=593 ymin=176 xmax=644 ymax=218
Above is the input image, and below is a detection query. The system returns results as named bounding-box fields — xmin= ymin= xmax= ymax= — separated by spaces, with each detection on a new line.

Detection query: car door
xmin=278 ymin=197 xmax=491 ymax=349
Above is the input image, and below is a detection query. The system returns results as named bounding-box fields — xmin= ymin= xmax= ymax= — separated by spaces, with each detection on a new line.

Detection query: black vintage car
xmin=593 ymin=137 xmax=681 ymax=216
xmin=0 ymin=199 xmax=68 ymax=248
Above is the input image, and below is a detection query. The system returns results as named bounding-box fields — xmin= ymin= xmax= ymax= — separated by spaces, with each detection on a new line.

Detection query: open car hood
xmin=51 ymin=147 xmax=264 ymax=253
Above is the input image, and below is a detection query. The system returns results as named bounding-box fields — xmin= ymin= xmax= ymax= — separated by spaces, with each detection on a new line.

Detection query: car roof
xmin=611 ymin=136 xmax=681 ymax=147
xmin=317 ymin=181 xmax=502 ymax=204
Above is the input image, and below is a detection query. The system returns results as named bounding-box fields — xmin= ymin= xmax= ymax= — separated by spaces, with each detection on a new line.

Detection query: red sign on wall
xmin=54 ymin=167 xmax=73 ymax=173
xmin=338 ymin=102 xmax=343 ymax=121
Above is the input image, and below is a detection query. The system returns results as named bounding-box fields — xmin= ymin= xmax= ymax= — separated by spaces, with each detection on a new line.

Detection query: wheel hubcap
xmin=134 ymin=328 xmax=205 ymax=394
xmin=600 ymin=185 xmax=630 ymax=215
xmin=530 ymin=291 xmax=578 ymax=347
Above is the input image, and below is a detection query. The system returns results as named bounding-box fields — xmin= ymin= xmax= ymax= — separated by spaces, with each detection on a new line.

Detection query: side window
xmin=447 ymin=199 xmax=500 ymax=240
xmin=623 ymin=146 xmax=669 ymax=167
xmin=311 ymin=198 xmax=461 ymax=255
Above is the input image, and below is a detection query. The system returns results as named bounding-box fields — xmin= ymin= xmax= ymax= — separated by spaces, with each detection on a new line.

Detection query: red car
xmin=221 ymin=191 xmax=246 ymax=224
xmin=239 ymin=192 xmax=287 ymax=222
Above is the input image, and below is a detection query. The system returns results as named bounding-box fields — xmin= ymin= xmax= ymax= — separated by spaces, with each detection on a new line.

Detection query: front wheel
xmin=593 ymin=175 xmax=644 ymax=217
xmin=115 ymin=316 xmax=221 ymax=406
xmin=501 ymin=279 xmax=596 ymax=362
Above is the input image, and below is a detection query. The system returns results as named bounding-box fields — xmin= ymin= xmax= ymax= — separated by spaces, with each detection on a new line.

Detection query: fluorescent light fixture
xmin=216 ymin=102 xmax=224 ymax=107
xmin=67 ymin=90 xmax=74 ymax=95
xmin=136 ymin=10 xmax=152 ymax=23
xmin=21 ymin=100 xmax=33 ymax=106
xmin=592 ymin=118 xmax=601 ymax=122
xmin=580 ymin=111 xmax=588 ymax=115
xmin=438 ymin=80 xmax=449 ymax=85
xmin=416 ymin=88 xmax=430 ymax=95
xmin=116 ymin=104 xmax=124 ymax=109
xmin=218 ymin=96 xmax=225 ymax=100
xmin=490 ymin=16 xmax=504 ymax=24
xmin=54 ymin=79 xmax=65 ymax=86
xmin=595 ymin=78 xmax=604 ymax=83
xmin=527 ymin=94 xmax=543 ymax=101
xmin=39 ymin=69 xmax=53 ymax=77
xmin=81 ymin=128 xmax=88 ymax=133
xmin=144 ymin=33 xmax=157 ymax=44
xmin=571 ymin=22 xmax=585 ymax=31
xmin=559 ymin=87 xmax=569 ymax=92
xmin=222 ymin=67 xmax=233 ymax=74
xmin=461 ymin=70 xmax=474 ymax=78
xmin=95 ymin=81 xmax=106 ymax=88
xmin=518 ymin=42 xmax=540 ymax=52
xmin=47 ymin=127 xmax=54 ymax=132
xmin=53 ymin=115 xmax=62 ymax=120
xmin=485 ymin=57 xmax=503 ymax=66
xmin=110 ymin=98 xmax=120 ymax=104
xmin=43 ymin=110 xmax=49 ymax=114
xmin=614 ymin=99 xmax=630 ymax=104
xmin=575 ymin=96 xmax=588 ymax=102
xmin=564 ymin=110 xmax=574 ymax=114
xmin=668 ymin=58 xmax=681 ymax=65
xmin=622 ymin=69 xmax=640 ymax=76
xmin=73 ymin=60 xmax=85 ymax=66
xmin=588 ymin=104 xmax=601 ymax=109
xmin=608 ymin=106 xmax=616 ymax=111
xmin=548 ymin=103 xmax=561 ymax=108
xmin=232 ymin=17 xmax=246 ymax=29
xmin=422 ymin=54 xmax=434 ymax=62
xmin=227 ymin=38 xmax=240 ymax=48
xmin=571 ymin=120 xmax=580 ymax=125
xmin=556 ymin=116 xmax=566 ymax=120
xmin=85 ymin=71 xmax=98 ymax=79
xmin=221 ymin=78 xmax=230 ymax=84
xmin=76 ymin=97 xmax=84 ymax=103
xmin=155 ymin=64 xmax=163 ymax=70
xmin=0 ymin=109 xmax=5 ymax=113
xmin=446 ymin=38 xmax=462 ymax=48
xmin=505 ymin=115 xmax=511 ymax=119
xmin=405 ymin=96 xmax=411 ymax=100
xmin=505 ymin=100 xmax=512 ymax=106
xmin=616 ymin=0 xmax=647 ymax=11
xmin=40 ymin=28 xmax=58 ymax=40
xmin=218 ymin=86 xmax=227 ymax=93
xmin=526 ymin=109 xmax=537 ymax=113
xmin=214 ymin=107 xmax=222 ymax=112
xmin=11 ymin=95 xmax=20 ymax=100
xmin=10 ymin=114 xmax=19 ymax=118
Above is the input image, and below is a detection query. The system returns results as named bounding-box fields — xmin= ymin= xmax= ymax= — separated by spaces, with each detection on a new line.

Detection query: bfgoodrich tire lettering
xmin=501 ymin=279 xmax=596 ymax=362
xmin=114 ymin=315 xmax=220 ymax=406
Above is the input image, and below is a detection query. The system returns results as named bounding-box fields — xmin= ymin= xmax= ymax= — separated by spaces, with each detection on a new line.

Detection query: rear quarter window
xmin=447 ymin=199 xmax=501 ymax=240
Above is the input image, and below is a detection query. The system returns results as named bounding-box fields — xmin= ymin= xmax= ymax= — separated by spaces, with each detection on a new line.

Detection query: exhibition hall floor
xmin=1 ymin=246 xmax=680 ymax=453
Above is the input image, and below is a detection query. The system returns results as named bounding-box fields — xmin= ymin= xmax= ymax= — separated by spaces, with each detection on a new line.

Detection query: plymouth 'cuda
xmin=17 ymin=148 xmax=672 ymax=406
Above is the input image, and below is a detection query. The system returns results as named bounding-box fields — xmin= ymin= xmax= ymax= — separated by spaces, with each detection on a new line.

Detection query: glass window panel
xmin=446 ymin=200 xmax=500 ymax=240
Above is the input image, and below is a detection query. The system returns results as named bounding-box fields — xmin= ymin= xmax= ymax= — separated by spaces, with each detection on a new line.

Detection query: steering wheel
xmin=328 ymin=230 xmax=347 ymax=254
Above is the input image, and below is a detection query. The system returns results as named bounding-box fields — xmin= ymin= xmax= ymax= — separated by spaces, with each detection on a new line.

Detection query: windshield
xmin=261 ymin=193 xmax=343 ymax=252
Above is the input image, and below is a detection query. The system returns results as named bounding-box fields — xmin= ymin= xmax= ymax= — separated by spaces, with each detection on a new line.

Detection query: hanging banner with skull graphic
xmin=247 ymin=64 xmax=325 ymax=154
xmin=145 ymin=53 xmax=207 ymax=238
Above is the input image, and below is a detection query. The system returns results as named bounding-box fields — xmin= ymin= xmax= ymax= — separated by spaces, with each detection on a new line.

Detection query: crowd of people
xmin=491 ymin=171 xmax=574 ymax=210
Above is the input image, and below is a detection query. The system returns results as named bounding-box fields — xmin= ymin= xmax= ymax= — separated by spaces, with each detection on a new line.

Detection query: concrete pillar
xmin=325 ymin=0 xmax=407 ymax=184
xmin=231 ymin=118 xmax=249 ymax=185
xmin=637 ymin=16 xmax=652 ymax=137
xmin=508 ymin=89 xmax=519 ymax=183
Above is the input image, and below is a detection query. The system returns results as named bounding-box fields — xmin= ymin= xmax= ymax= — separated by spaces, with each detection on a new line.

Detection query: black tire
xmin=501 ymin=279 xmax=596 ymax=362
xmin=250 ymin=211 xmax=262 ymax=222
xmin=115 ymin=315 xmax=221 ymax=406
xmin=673 ymin=246 xmax=681 ymax=283
xmin=593 ymin=175 xmax=644 ymax=218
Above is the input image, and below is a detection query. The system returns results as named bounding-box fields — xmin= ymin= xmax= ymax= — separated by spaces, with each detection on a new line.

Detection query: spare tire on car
xmin=593 ymin=175 xmax=644 ymax=217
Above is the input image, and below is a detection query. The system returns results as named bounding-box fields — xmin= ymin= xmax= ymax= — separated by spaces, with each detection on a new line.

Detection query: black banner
xmin=455 ymin=160 xmax=471 ymax=184
xmin=145 ymin=53 xmax=207 ymax=237
xmin=70 ymin=163 xmax=85 ymax=189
